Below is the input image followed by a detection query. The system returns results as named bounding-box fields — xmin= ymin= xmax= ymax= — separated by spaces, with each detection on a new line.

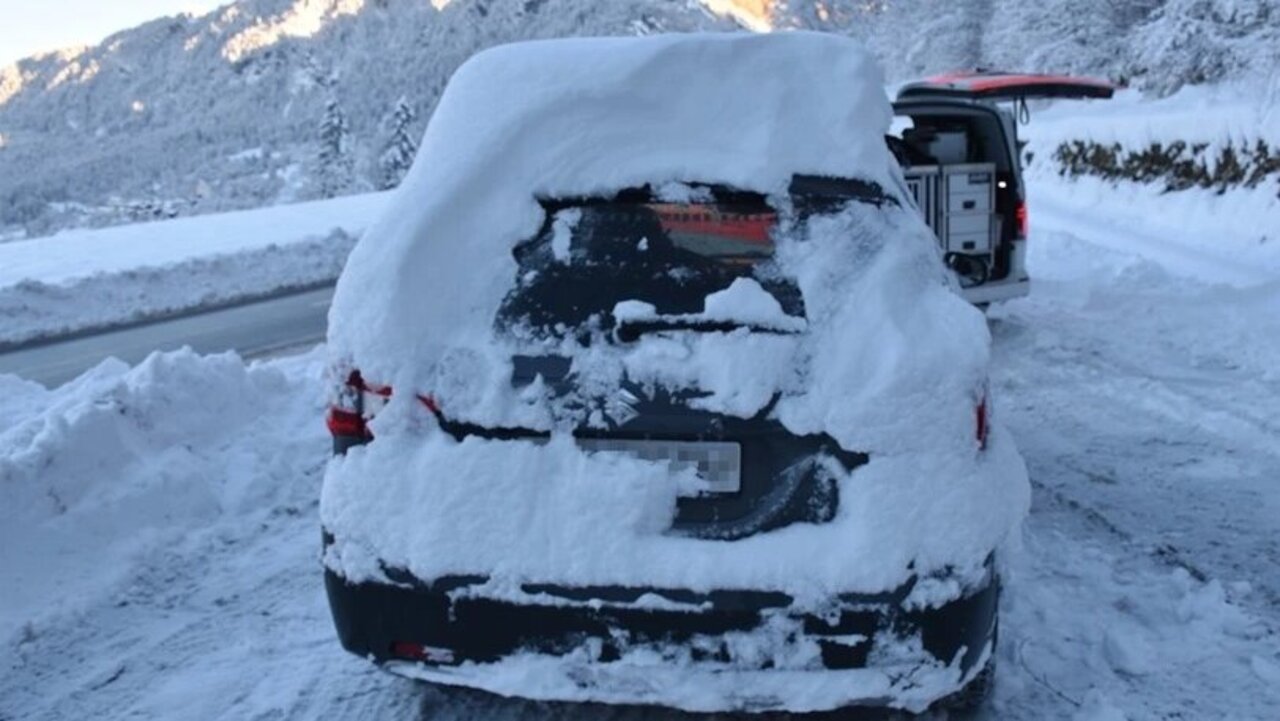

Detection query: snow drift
xmin=0 ymin=349 xmax=327 ymax=645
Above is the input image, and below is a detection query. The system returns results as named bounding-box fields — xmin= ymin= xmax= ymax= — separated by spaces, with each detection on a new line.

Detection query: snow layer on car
xmin=323 ymin=416 xmax=1025 ymax=599
xmin=323 ymin=32 xmax=1028 ymax=608
xmin=327 ymin=32 xmax=899 ymax=388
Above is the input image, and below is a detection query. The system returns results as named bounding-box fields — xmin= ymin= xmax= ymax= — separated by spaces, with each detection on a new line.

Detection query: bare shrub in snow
xmin=1054 ymin=138 xmax=1280 ymax=194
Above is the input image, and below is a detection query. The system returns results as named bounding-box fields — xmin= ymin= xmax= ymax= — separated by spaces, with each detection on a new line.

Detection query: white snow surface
xmin=4 ymin=177 xmax=1279 ymax=718
xmin=0 ymin=192 xmax=387 ymax=345
xmin=323 ymin=423 xmax=1024 ymax=602
xmin=610 ymin=277 xmax=804 ymax=331
xmin=322 ymin=36 xmax=1028 ymax=642
xmin=1021 ymin=85 xmax=1280 ymax=275
xmin=0 ymin=192 xmax=386 ymax=289
xmin=7 ymin=73 xmax=1280 ymax=719
xmin=328 ymin=32 xmax=901 ymax=391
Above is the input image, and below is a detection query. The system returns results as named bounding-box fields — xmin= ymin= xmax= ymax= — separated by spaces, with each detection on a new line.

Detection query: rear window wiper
xmin=612 ymin=318 xmax=802 ymax=343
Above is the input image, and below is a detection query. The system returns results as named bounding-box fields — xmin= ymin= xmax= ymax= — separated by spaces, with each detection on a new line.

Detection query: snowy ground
xmin=1019 ymin=84 xmax=1280 ymax=275
xmin=3 ymin=168 xmax=1279 ymax=718
xmin=983 ymin=180 xmax=1280 ymax=719
xmin=0 ymin=193 xmax=388 ymax=347
xmin=2 ymin=76 xmax=1280 ymax=717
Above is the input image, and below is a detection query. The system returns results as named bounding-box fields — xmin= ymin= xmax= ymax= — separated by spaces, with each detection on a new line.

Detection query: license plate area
xmin=576 ymin=439 xmax=741 ymax=493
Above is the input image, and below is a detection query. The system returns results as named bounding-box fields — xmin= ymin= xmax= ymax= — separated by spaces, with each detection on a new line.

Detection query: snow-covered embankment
xmin=0 ymin=192 xmax=390 ymax=348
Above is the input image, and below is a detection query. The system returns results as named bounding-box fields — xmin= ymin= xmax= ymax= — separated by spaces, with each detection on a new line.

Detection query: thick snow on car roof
xmin=328 ymin=32 xmax=899 ymax=384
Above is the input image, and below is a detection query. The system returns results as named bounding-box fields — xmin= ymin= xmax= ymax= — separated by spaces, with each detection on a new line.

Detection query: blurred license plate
xmin=577 ymin=439 xmax=741 ymax=493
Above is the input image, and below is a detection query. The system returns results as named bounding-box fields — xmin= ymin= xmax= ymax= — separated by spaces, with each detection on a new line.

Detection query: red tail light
xmin=326 ymin=408 xmax=367 ymax=437
xmin=326 ymin=370 xmax=379 ymax=440
xmin=1015 ymin=201 xmax=1028 ymax=239
xmin=975 ymin=397 xmax=989 ymax=450
xmin=326 ymin=368 xmax=441 ymax=440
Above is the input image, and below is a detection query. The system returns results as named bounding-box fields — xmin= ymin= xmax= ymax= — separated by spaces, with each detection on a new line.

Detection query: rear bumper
xmin=323 ymin=559 xmax=998 ymax=712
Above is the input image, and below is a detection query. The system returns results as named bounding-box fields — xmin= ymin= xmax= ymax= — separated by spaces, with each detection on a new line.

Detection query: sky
xmin=0 ymin=0 xmax=229 ymax=66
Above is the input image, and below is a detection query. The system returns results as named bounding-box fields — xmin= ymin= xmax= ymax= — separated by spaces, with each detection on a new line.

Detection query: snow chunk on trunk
xmin=702 ymin=277 xmax=803 ymax=330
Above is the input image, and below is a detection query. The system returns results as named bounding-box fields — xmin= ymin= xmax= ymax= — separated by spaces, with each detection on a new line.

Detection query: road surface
xmin=0 ymin=287 xmax=334 ymax=387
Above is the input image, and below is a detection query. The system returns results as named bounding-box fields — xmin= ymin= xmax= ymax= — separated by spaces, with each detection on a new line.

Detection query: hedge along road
xmin=0 ymin=286 xmax=335 ymax=388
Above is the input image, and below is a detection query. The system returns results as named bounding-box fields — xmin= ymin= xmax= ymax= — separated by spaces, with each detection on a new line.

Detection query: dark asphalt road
xmin=0 ymin=286 xmax=335 ymax=387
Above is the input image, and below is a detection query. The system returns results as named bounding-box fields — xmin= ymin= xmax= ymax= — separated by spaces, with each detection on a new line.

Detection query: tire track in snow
xmin=0 ymin=493 xmax=422 ymax=721
xmin=980 ymin=213 xmax=1280 ymax=718
xmin=991 ymin=300 xmax=1280 ymax=615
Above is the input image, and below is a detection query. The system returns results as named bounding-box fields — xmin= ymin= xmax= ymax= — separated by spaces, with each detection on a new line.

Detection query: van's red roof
xmin=898 ymin=71 xmax=1117 ymax=101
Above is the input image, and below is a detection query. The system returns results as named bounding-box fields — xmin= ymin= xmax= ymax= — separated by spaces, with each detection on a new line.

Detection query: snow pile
xmin=393 ymin=634 xmax=981 ymax=714
xmin=324 ymin=33 xmax=1027 ymax=608
xmin=611 ymin=277 xmax=806 ymax=332
xmin=0 ymin=349 xmax=327 ymax=645
xmin=0 ymin=192 xmax=387 ymax=345
xmin=995 ymin=526 xmax=1279 ymax=720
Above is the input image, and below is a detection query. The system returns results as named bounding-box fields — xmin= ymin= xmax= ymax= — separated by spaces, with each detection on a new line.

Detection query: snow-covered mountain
xmin=1 ymin=0 xmax=1276 ymax=238
xmin=0 ymin=0 xmax=741 ymax=237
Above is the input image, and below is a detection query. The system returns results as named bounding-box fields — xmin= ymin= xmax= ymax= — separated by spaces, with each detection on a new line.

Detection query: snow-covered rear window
xmin=498 ymin=178 xmax=892 ymax=339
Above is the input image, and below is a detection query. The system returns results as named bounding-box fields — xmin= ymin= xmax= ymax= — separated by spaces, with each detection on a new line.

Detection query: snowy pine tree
xmin=316 ymin=96 xmax=353 ymax=199
xmin=377 ymin=97 xmax=418 ymax=191
xmin=1128 ymin=0 xmax=1280 ymax=95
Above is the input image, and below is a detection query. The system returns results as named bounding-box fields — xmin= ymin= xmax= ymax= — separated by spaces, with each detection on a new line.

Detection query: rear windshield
xmin=497 ymin=178 xmax=890 ymax=339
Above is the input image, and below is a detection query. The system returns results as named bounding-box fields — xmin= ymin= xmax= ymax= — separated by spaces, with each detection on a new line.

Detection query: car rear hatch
xmin=897 ymin=70 xmax=1117 ymax=103
xmin=330 ymin=179 xmax=890 ymax=540
xmin=488 ymin=180 xmax=884 ymax=539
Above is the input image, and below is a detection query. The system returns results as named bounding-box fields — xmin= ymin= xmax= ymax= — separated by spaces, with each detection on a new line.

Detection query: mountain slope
xmin=0 ymin=0 xmax=738 ymax=237
xmin=1 ymin=0 xmax=1276 ymax=239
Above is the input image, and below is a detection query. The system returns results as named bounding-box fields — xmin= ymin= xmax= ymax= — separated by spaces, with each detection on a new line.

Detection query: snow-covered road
xmin=984 ymin=196 xmax=1280 ymax=719
xmin=0 ymin=287 xmax=334 ymax=387
xmin=2 ymin=182 xmax=1278 ymax=720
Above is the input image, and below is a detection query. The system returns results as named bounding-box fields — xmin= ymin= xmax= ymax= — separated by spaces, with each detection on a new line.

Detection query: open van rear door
xmin=897 ymin=70 xmax=1117 ymax=102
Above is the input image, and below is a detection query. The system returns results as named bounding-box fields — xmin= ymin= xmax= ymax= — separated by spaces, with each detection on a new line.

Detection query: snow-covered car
xmin=891 ymin=70 xmax=1116 ymax=306
xmin=319 ymin=33 xmax=1029 ymax=715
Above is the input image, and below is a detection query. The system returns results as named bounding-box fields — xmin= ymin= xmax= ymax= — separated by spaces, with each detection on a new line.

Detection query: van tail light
xmin=1015 ymin=201 xmax=1028 ymax=239
xmin=975 ymin=396 xmax=990 ymax=451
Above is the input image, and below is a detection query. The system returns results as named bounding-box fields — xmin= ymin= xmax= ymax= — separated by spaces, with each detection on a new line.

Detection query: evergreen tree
xmin=317 ymin=96 xmax=353 ymax=199
xmin=377 ymin=96 xmax=418 ymax=190
xmin=1128 ymin=0 xmax=1278 ymax=95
